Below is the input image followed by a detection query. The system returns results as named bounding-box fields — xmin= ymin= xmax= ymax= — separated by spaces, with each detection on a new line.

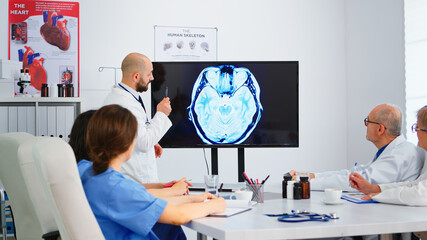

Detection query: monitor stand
xmin=211 ymin=148 xmax=245 ymax=182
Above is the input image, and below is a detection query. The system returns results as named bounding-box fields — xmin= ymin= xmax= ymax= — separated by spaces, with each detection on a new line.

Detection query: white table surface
xmin=185 ymin=191 xmax=427 ymax=240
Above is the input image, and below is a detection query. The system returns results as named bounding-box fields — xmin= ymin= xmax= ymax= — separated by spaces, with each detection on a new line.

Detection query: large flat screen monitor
xmin=151 ymin=61 xmax=298 ymax=148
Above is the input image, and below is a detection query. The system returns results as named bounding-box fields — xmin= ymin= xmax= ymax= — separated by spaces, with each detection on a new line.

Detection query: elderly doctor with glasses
xmin=291 ymin=104 xmax=425 ymax=191
xmin=351 ymin=105 xmax=427 ymax=206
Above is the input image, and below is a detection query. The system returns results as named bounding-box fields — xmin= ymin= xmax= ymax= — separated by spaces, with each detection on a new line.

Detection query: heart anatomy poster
xmin=8 ymin=0 xmax=79 ymax=97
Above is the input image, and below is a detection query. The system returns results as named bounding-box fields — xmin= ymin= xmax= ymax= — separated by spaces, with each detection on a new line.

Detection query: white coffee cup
xmin=324 ymin=188 xmax=342 ymax=202
xmin=234 ymin=190 xmax=253 ymax=201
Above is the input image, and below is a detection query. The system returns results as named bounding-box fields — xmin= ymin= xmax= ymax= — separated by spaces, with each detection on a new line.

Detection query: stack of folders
xmin=209 ymin=200 xmax=253 ymax=217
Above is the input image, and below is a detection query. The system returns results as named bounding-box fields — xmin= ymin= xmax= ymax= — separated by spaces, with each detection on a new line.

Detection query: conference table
xmin=185 ymin=191 xmax=427 ymax=240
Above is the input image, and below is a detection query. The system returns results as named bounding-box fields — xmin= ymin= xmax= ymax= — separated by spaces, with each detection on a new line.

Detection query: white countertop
xmin=185 ymin=191 xmax=427 ymax=239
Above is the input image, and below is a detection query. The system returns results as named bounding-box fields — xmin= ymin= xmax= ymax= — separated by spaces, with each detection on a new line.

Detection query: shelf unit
xmin=0 ymin=97 xmax=82 ymax=141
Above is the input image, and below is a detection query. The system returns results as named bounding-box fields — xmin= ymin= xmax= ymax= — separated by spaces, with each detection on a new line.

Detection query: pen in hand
xmin=352 ymin=162 xmax=357 ymax=175
xmin=163 ymin=178 xmax=192 ymax=188
xmin=351 ymin=162 xmax=357 ymax=175
xmin=349 ymin=162 xmax=357 ymax=187
xmin=165 ymin=86 xmax=168 ymax=98
xmin=218 ymin=183 xmax=224 ymax=197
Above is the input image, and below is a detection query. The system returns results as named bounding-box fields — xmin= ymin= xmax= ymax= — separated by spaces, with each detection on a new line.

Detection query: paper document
xmin=209 ymin=200 xmax=253 ymax=217
xmin=341 ymin=193 xmax=379 ymax=204
xmin=189 ymin=182 xmax=245 ymax=192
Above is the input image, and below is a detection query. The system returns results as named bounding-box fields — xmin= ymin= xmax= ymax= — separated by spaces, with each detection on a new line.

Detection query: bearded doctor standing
xmin=103 ymin=52 xmax=172 ymax=183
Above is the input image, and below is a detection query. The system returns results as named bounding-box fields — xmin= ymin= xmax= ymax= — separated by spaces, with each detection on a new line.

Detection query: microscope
xmin=16 ymin=69 xmax=31 ymax=97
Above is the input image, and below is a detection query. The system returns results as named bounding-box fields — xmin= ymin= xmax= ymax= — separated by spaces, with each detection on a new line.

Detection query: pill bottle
xmin=282 ymin=175 xmax=293 ymax=198
xmin=50 ymin=83 xmax=58 ymax=97
xmin=301 ymin=176 xmax=310 ymax=199
xmin=65 ymin=83 xmax=74 ymax=97
xmin=287 ymin=180 xmax=295 ymax=199
xmin=293 ymin=182 xmax=302 ymax=200
xmin=41 ymin=84 xmax=49 ymax=97
xmin=57 ymin=84 xmax=64 ymax=97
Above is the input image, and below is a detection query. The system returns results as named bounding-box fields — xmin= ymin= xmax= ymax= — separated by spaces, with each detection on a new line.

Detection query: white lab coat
xmin=103 ymin=84 xmax=172 ymax=183
xmin=373 ymin=151 xmax=427 ymax=206
xmin=310 ymin=135 xmax=425 ymax=191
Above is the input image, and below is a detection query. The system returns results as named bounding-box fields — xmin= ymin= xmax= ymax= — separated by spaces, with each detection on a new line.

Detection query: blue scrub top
xmin=77 ymin=159 xmax=91 ymax=176
xmin=78 ymin=160 xmax=167 ymax=240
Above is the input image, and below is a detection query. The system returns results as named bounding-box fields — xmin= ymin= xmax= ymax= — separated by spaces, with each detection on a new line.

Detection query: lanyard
xmin=118 ymin=83 xmax=150 ymax=125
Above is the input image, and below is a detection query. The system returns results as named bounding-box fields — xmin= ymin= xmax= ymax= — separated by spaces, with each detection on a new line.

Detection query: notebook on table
xmin=209 ymin=200 xmax=253 ymax=217
xmin=341 ymin=193 xmax=379 ymax=204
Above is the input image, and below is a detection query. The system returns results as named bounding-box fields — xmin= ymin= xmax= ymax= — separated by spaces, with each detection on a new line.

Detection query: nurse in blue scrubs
xmin=78 ymin=104 xmax=226 ymax=240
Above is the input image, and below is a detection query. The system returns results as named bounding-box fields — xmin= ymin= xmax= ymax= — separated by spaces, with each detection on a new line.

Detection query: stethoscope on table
xmin=265 ymin=210 xmax=339 ymax=223
xmin=118 ymin=83 xmax=150 ymax=125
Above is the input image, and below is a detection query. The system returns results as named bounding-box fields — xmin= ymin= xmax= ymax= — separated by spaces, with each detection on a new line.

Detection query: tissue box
xmin=0 ymin=59 xmax=22 ymax=79
xmin=0 ymin=79 xmax=15 ymax=97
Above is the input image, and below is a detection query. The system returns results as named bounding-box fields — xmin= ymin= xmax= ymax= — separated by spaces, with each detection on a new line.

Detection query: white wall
xmin=345 ymin=0 xmax=406 ymax=170
xmin=405 ymin=0 xmax=427 ymax=145
xmin=0 ymin=0 xmax=406 ymax=193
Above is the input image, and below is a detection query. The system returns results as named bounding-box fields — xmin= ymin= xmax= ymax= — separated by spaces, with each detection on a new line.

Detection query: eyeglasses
xmin=411 ymin=123 xmax=427 ymax=133
xmin=364 ymin=117 xmax=386 ymax=129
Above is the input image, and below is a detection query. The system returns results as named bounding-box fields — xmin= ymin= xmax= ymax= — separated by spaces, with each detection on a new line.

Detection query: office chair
xmin=32 ymin=136 xmax=105 ymax=240
xmin=18 ymin=136 xmax=60 ymax=240
xmin=0 ymin=180 xmax=8 ymax=240
xmin=0 ymin=132 xmax=59 ymax=240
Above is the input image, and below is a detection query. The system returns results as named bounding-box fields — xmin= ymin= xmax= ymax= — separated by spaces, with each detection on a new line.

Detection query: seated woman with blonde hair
xmin=78 ymin=104 xmax=225 ymax=239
